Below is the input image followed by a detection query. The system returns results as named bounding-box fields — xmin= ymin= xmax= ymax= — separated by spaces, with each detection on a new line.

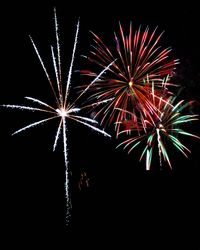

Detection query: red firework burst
xmin=80 ymin=22 xmax=179 ymax=136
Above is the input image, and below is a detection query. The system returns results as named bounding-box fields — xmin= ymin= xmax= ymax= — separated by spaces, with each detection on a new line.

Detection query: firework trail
xmin=2 ymin=9 xmax=114 ymax=221
xmin=117 ymin=81 xmax=200 ymax=170
xmin=80 ymin=22 xmax=179 ymax=136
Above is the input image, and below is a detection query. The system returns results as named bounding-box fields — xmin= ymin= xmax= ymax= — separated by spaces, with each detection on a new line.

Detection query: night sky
xmin=1 ymin=1 xmax=200 ymax=247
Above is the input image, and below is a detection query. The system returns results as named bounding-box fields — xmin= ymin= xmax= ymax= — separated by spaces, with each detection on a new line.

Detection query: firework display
xmin=80 ymin=21 xmax=199 ymax=169
xmin=80 ymin=23 xmax=179 ymax=135
xmin=116 ymin=80 xmax=200 ymax=169
xmin=2 ymin=8 xmax=199 ymax=228
xmin=2 ymin=9 xmax=113 ymax=221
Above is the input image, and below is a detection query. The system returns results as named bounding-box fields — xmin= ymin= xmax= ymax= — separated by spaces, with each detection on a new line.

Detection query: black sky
xmin=1 ymin=1 xmax=200 ymax=247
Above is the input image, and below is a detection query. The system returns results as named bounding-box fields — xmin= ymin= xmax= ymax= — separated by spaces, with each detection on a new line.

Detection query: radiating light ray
xmin=63 ymin=117 xmax=68 ymax=202
xmin=29 ymin=36 xmax=60 ymax=106
xmin=69 ymin=115 xmax=110 ymax=137
xmin=2 ymin=103 xmax=56 ymax=114
xmin=70 ymin=115 xmax=98 ymax=124
xmin=2 ymin=10 xmax=112 ymax=223
xmin=54 ymin=8 xmax=62 ymax=83
xmin=156 ymin=127 xmax=163 ymax=168
xmin=117 ymin=83 xmax=200 ymax=170
xmin=51 ymin=45 xmax=62 ymax=103
xmin=25 ymin=96 xmax=56 ymax=111
xmin=12 ymin=116 xmax=58 ymax=135
xmin=53 ymin=119 xmax=62 ymax=151
xmin=72 ymin=60 xmax=116 ymax=107
xmin=64 ymin=19 xmax=80 ymax=107
xmin=79 ymin=22 xmax=179 ymax=135
xmin=80 ymin=97 xmax=114 ymax=110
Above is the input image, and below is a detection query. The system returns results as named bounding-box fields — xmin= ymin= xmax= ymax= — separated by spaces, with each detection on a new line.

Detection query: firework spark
xmin=2 ymin=9 xmax=114 ymax=220
xmin=80 ymin=22 xmax=179 ymax=136
xmin=117 ymin=82 xmax=200 ymax=170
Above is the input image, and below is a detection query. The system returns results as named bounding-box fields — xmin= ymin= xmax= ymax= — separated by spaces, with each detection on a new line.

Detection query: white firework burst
xmin=2 ymin=8 xmax=114 ymax=222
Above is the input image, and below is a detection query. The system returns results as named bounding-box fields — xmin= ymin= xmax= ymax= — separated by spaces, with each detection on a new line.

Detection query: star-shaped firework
xmin=2 ymin=9 xmax=114 ymax=221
